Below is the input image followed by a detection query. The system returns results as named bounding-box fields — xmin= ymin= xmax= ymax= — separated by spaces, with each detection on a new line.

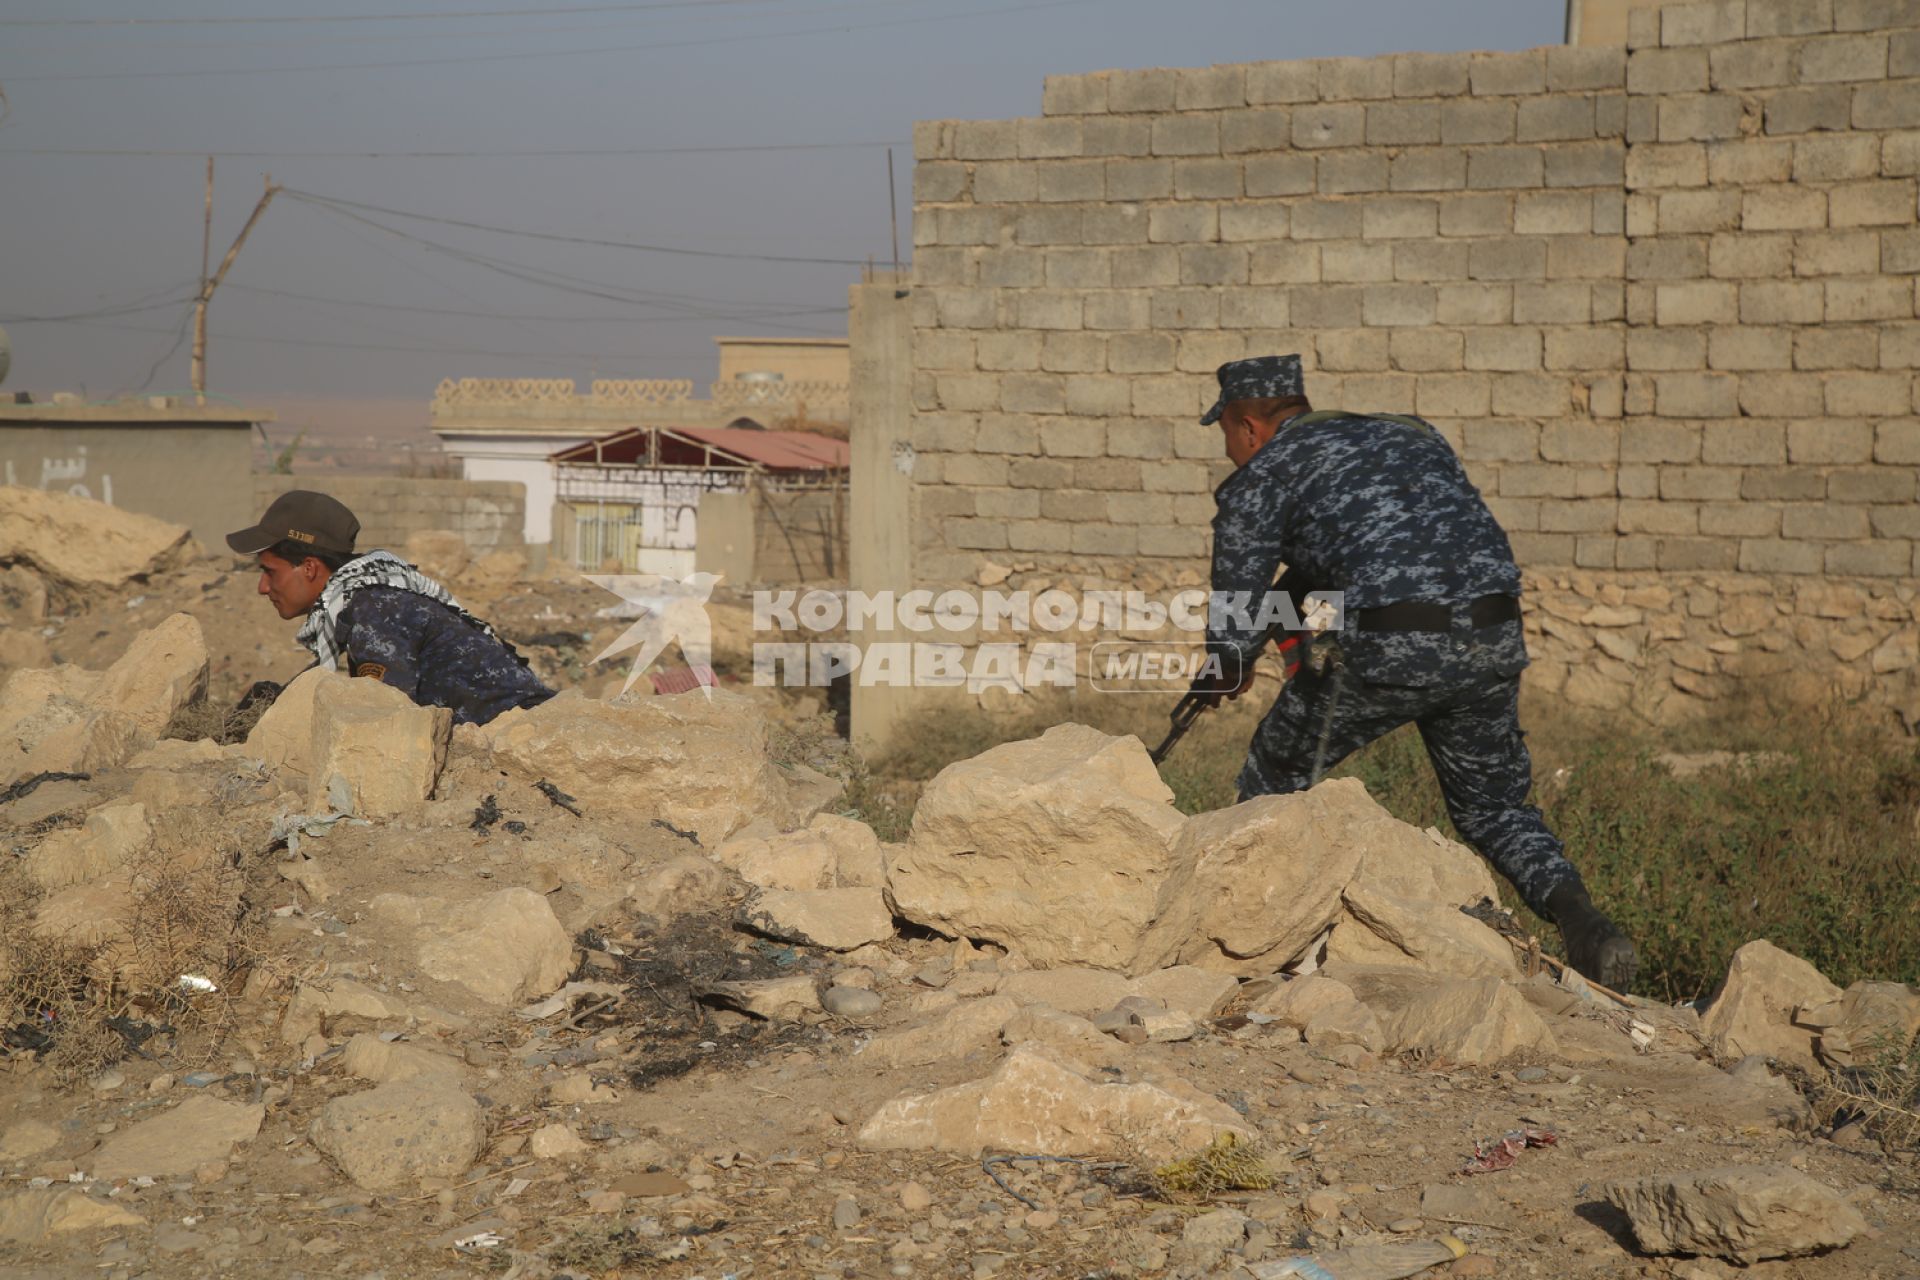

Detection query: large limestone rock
xmin=97 ymin=613 xmax=210 ymax=737
xmin=1797 ymin=980 xmax=1920 ymax=1069
xmin=737 ymin=886 xmax=894 ymax=951
xmin=0 ymin=486 xmax=193 ymax=592
xmin=309 ymin=1080 xmax=484 ymax=1191
xmin=89 ymin=1097 xmax=264 ymax=1180
xmin=1388 ymin=977 xmax=1556 ymax=1065
xmin=1152 ymin=785 xmax=1364 ymax=976
xmin=887 ymin=725 xmax=1189 ymax=975
xmin=0 ymin=1189 xmax=144 ymax=1242
xmin=416 ymin=888 xmax=572 ymax=1005
xmin=858 ymin=1042 xmax=1250 ymax=1162
xmin=860 ymin=996 xmax=1022 ymax=1069
xmin=242 ymin=666 xmax=329 ymax=776
xmin=338 ymin=1032 xmax=464 ymax=1084
xmin=1253 ymin=975 xmax=1386 ymax=1054
xmin=279 ymin=977 xmax=424 ymax=1045
xmin=1604 ymin=1166 xmax=1867 ymax=1264
xmin=713 ymin=813 xmax=886 ymax=891
xmin=1324 ymin=817 xmax=1515 ymax=979
xmin=307 ymin=676 xmax=451 ymax=818
xmin=0 ymin=613 xmax=209 ymax=783
xmin=1699 ymin=940 xmax=1841 ymax=1069
xmin=471 ymin=689 xmax=799 ymax=845
xmin=25 ymin=802 xmax=149 ymax=891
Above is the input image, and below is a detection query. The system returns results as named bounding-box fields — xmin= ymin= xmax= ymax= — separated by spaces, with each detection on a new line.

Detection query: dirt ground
xmin=1 ymin=550 xmax=1917 ymax=1280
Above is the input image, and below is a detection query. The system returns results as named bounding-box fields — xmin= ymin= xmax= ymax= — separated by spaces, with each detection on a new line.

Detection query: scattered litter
xmin=536 ymin=779 xmax=582 ymax=817
xmin=649 ymin=664 xmax=718 ymax=697
xmin=501 ymin=1178 xmax=531 ymax=1200
xmin=180 ymin=1072 xmax=227 ymax=1088
xmin=746 ymin=940 xmax=799 ymax=968
xmin=0 ymin=770 xmax=90 ymax=805
xmin=650 ymin=817 xmax=701 ymax=845
xmin=124 ymin=595 xmax=145 ymax=609
xmin=176 ymin=974 xmax=218 ymax=995
xmin=453 ymin=1230 xmax=504 ymax=1251
xmin=269 ymin=807 xmax=369 ymax=858
xmin=515 ymin=981 xmax=625 ymax=1022
xmin=470 ymin=795 xmax=501 ymax=834
xmin=1629 ymin=1019 xmax=1657 ymax=1051
xmin=1460 ymin=1128 xmax=1558 ymax=1175
xmin=326 ymin=774 xmax=354 ymax=817
xmin=1251 ymin=1236 xmax=1466 ymax=1280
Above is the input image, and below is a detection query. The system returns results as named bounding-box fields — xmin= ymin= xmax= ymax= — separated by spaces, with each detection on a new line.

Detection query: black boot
xmin=1543 ymin=881 xmax=1638 ymax=991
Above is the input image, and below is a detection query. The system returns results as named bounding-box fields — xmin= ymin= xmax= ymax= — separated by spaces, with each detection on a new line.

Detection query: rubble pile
xmin=0 ymin=503 xmax=1912 ymax=1277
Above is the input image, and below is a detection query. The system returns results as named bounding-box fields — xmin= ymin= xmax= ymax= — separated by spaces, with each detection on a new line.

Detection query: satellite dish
xmin=0 ymin=325 xmax=9 ymax=386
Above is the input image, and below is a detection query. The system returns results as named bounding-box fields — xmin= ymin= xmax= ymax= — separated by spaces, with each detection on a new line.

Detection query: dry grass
xmin=1811 ymin=1033 xmax=1920 ymax=1154
xmin=0 ymin=784 xmax=273 ymax=1085
xmin=1149 ymin=1133 xmax=1277 ymax=1203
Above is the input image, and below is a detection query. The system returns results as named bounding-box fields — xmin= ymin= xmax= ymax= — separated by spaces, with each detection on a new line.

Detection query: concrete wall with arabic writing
xmin=0 ymin=420 xmax=253 ymax=552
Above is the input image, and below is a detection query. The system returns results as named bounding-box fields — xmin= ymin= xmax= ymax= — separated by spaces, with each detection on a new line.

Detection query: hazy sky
xmin=0 ymin=0 xmax=1560 ymax=404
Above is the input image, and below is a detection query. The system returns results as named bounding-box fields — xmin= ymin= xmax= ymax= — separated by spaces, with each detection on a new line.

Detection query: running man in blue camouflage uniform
xmin=1190 ymin=355 xmax=1637 ymax=989
xmin=227 ymin=490 xmax=553 ymax=728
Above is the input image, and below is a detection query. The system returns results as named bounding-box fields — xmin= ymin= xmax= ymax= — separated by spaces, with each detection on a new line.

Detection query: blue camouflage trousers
xmin=1236 ymin=667 xmax=1578 ymax=916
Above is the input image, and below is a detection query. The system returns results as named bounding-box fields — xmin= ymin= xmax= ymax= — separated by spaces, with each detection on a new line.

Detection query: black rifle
xmin=1144 ymin=575 xmax=1328 ymax=767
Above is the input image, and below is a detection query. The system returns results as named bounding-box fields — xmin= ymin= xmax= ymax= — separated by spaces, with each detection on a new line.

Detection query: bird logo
xmin=585 ymin=570 xmax=721 ymax=697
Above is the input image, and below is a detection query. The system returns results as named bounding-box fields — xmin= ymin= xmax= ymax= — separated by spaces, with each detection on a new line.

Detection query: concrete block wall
xmin=251 ymin=475 xmax=525 ymax=555
xmin=901 ymin=0 xmax=1920 ymax=717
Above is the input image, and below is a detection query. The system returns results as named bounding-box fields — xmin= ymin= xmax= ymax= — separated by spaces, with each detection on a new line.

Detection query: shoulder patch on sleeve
xmin=353 ymin=661 xmax=388 ymax=680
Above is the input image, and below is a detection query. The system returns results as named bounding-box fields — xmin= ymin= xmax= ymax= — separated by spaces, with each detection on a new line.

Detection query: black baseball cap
xmin=226 ymin=490 xmax=360 ymax=557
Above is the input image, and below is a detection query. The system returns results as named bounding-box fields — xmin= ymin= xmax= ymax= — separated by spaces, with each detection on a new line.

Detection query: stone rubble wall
xmin=902 ymin=0 xmax=1920 ymax=715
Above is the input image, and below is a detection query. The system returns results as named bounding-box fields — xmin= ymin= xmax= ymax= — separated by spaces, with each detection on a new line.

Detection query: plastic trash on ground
xmin=1246 ymin=1235 xmax=1467 ymax=1280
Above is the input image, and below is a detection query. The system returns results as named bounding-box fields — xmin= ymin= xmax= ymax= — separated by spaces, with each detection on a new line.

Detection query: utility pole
xmin=192 ymin=157 xmax=213 ymax=405
xmin=191 ymin=170 xmax=280 ymax=402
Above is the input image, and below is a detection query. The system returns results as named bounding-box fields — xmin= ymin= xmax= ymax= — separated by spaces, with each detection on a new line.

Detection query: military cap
xmin=226 ymin=489 xmax=360 ymax=556
xmin=1200 ymin=354 xmax=1305 ymax=425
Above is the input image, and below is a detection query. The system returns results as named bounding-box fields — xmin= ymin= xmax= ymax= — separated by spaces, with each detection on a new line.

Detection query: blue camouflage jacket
xmin=1207 ymin=413 xmax=1527 ymax=688
xmin=337 ymin=586 xmax=554 ymax=726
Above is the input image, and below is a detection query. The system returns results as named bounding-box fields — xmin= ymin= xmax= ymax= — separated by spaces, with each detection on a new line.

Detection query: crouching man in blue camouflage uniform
xmin=1190 ymin=355 xmax=1637 ymax=989
xmin=227 ymin=490 xmax=554 ymax=727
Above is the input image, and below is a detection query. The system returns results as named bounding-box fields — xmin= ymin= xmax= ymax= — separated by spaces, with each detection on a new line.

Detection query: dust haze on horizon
xmin=0 ymin=0 xmax=1560 ymax=406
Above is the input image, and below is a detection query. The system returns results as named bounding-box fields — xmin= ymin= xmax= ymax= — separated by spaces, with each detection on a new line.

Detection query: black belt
xmin=1354 ymin=594 xmax=1520 ymax=633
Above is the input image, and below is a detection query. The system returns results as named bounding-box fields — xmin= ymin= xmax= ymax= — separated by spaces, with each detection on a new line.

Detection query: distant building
xmin=430 ymin=336 xmax=850 ymax=554
xmin=551 ymin=424 xmax=849 ymax=580
xmin=0 ymin=392 xmax=268 ymax=551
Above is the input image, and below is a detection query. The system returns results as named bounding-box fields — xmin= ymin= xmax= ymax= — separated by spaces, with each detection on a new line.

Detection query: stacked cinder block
xmin=251 ymin=475 xmax=526 ymax=552
xmin=903 ymin=0 xmax=1920 ymax=715
xmin=1619 ymin=0 xmax=1920 ymax=580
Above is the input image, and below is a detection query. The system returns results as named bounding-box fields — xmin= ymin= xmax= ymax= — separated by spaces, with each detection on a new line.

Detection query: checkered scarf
xmin=295 ymin=550 xmax=503 ymax=671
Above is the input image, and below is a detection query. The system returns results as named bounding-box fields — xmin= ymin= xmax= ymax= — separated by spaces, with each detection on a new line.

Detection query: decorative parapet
xmin=432 ymin=378 xmax=695 ymax=409
xmin=710 ymin=379 xmax=850 ymax=412
xmin=431 ymin=376 xmax=848 ymax=417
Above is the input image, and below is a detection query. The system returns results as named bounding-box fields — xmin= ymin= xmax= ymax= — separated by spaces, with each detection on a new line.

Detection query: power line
xmin=285 ymin=188 xmax=872 ymax=267
xmin=0 ymin=0 xmax=1110 ymax=82
xmin=0 ymin=283 xmax=199 ymax=323
xmin=0 ymin=138 xmax=907 ymax=159
xmin=227 ymin=281 xmax=847 ymax=323
xmin=0 ymin=0 xmax=772 ymax=27
xmin=36 ymin=313 xmax=840 ymax=361
xmin=274 ymin=199 xmax=854 ymax=334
